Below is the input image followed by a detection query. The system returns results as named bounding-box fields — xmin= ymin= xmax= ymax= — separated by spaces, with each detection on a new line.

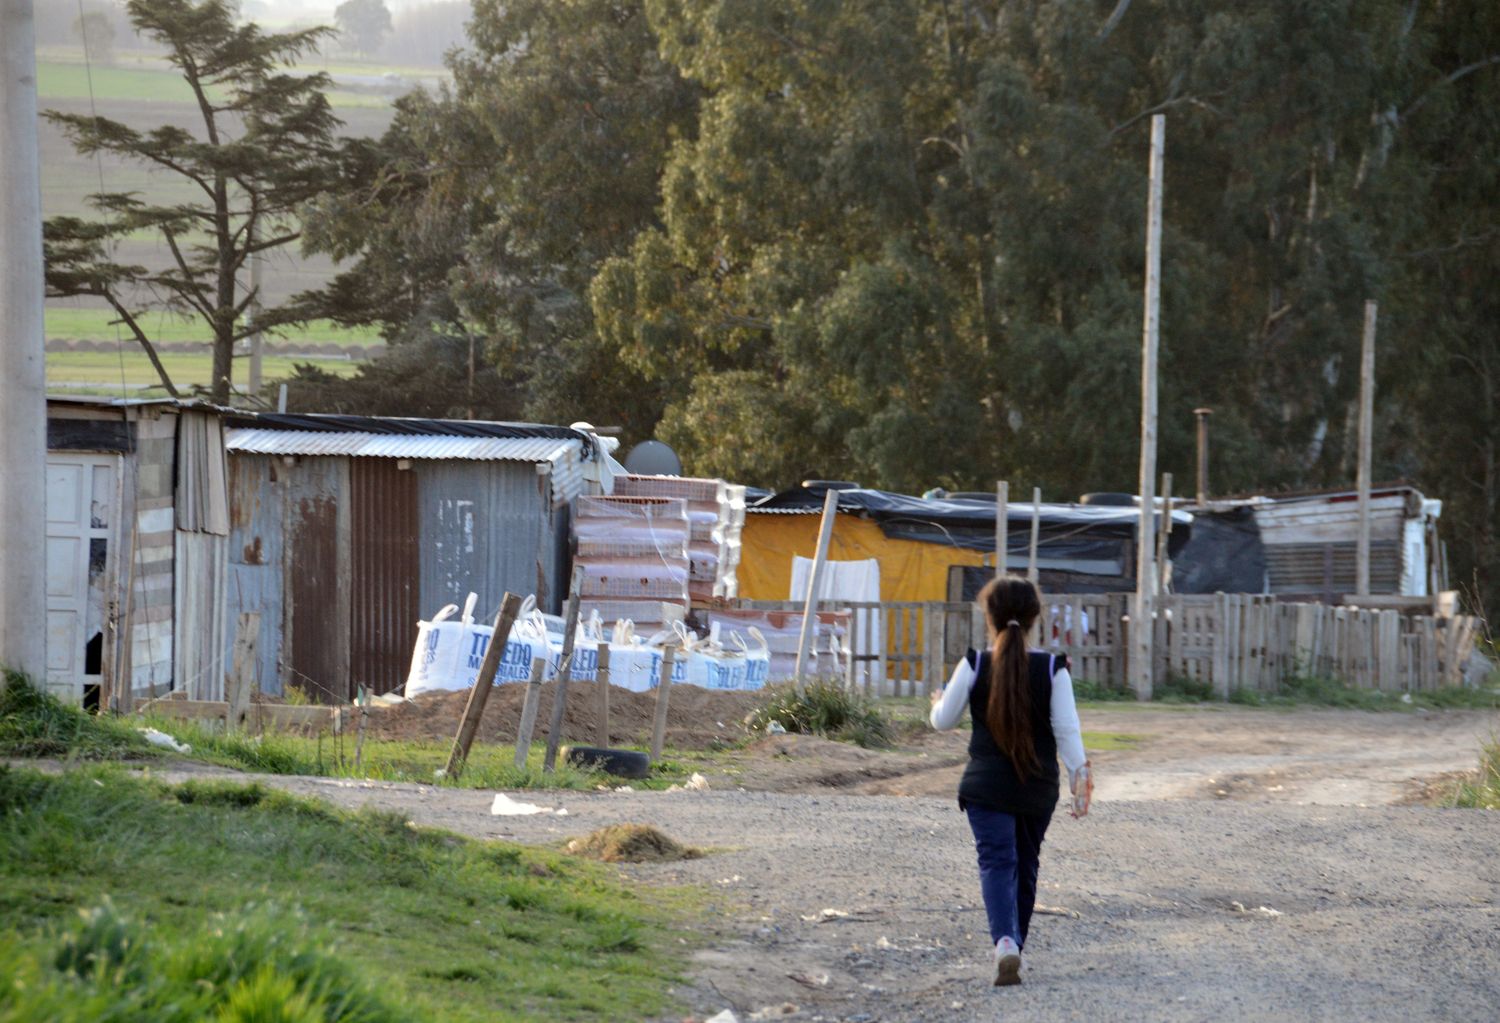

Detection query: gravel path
xmin=148 ymin=763 xmax=1500 ymax=1022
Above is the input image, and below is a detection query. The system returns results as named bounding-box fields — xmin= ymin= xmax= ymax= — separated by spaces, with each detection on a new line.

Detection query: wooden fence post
xmin=650 ymin=645 xmax=677 ymax=761
xmin=542 ymin=565 xmax=588 ymax=773
xmin=225 ymin=611 xmax=259 ymax=732
xmin=512 ymin=656 xmax=547 ymax=769
xmin=444 ymin=593 xmax=523 ymax=780
xmin=595 ymin=643 xmax=611 ymax=747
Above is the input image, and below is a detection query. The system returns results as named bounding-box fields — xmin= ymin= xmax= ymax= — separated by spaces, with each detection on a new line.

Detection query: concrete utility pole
xmin=1131 ymin=114 xmax=1166 ymax=701
xmin=1355 ymin=300 xmax=1377 ymax=598
xmin=0 ymin=0 xmax=49 ymax=687
xmin=994 ymin=480 xmax=1008 ymax=578
xmin=1193 ymin=407 xmax=1212 ymax=505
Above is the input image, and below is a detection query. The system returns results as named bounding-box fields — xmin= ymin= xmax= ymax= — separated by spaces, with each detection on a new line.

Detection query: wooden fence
xmin=736 ymin=594 xmax=1483 ymax=698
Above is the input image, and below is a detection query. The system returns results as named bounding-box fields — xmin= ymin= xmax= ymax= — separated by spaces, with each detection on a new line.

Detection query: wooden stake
xmin=595 ymin=642 xmax=611 ymax=747
xmin=444 ymin=592 xmax=523 ymax=780
xmin=1156 ymin=473 xmax=1173 ymax=596
xmin=1027 ymin=487 xmax=1042 ymax=584
xmin=542 ymin=565 xmax=588 ymax=772
xmin=225 ymin=611 xmax=259 ymax=732
xmin=794 ymin=488 xmax=840 ymax=688
xmin=1131 ymin=113 xmax=1166 ymax=701
xmin=1356 ymin=299 xmax=1377 ymax=598
xmin=650 ymin=644 xmax=677 ymax=761
xmin=354 ymin=684 xmax=366 ymax=774
xmin=1193 ymin=408 xmax=1212 ymax=505
xmin=512 ymin=656 xmax=547 ymax=770
xmin=995 ymin=481 xmax=1008 ymax=578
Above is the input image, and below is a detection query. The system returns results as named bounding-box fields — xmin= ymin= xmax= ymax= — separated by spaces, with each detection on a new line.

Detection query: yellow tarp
xmin=739 ymin=512 xmax=991 ymax=603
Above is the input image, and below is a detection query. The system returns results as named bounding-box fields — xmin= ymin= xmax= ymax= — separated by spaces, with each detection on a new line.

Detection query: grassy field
xmin=38 ymin=55 xmax=405 ymax=109
xmin=45 ymin=307 xmax=383 ymax=346
xmin=0 ymin=767 xmax=684 ymax=1022
xmin=0 ymin=678 xmax=687 ymax=1021
xmin=46 ymin=348 xmax=362 ymax=395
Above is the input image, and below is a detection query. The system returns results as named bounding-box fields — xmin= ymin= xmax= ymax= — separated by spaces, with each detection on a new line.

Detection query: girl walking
xmin=929 ymin=575 xmax=1092 ymax=986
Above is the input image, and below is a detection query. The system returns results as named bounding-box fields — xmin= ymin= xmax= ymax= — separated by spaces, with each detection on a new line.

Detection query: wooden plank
xmin=996 ymin=481 xmax=1008 ymax=577
xmin=513 ymin=656 xmax=547 ymax=769
xmin=650 ymin=645 xmax=677 ymax=761
xmin=1028 ymin=487 xmax=1042 ymax=584
xmin=445 ymin=593 xmax=523 ymax=781
xmin=1355 ymin=300 xmax=1377 ymax=597
xmin=794 ymin=488 xmax=839 ymax=687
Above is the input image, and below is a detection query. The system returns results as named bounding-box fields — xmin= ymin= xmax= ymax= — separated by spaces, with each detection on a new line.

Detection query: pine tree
xmin=43 ymin=0 xmax=341 ymax=403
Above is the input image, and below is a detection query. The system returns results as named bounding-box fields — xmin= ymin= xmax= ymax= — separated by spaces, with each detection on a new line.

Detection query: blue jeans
xmin=965 ymin=805 xmax=1052 ymax=949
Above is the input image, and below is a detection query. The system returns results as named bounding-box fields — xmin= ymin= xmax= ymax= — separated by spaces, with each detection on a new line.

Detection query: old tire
xmin=560 ymin=745 xmax=651 ymax=779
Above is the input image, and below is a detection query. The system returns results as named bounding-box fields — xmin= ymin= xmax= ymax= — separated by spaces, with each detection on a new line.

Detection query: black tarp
xmin=754 ymin=485 xmax=1193 ymax=556
xmin=1169 ymin=507 xmax=1266 ymax=594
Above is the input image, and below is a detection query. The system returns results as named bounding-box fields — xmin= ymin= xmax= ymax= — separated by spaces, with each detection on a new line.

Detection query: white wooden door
xmin=46 ymin=454 xmax=120 ymax=702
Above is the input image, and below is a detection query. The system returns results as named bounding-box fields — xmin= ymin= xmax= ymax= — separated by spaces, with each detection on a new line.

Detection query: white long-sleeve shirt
xmin=929 ymin=652 xmax=1088 ymax=775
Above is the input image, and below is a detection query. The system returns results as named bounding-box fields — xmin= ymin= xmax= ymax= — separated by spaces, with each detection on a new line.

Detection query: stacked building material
xmin=613 ymin=475 xmax=746 ymax=602
xmin=573 ymin=495 xmax=690 ymax=634
xmin=705 ymin=607 xmax=851 ymax=682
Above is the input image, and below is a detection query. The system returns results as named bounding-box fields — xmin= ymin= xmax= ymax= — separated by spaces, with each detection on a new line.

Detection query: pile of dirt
xmin=565 ymin=824 xmax=702 ymax=863
xmin=365 ymin=681 xmax=765 ymax=749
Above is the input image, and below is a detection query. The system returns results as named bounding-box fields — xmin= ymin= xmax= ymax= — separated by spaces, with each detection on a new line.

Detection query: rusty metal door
xmin=350 ymin=459 xmax=419 ymax=696
xmin=285 ymin=458 xmax=349 ymax=702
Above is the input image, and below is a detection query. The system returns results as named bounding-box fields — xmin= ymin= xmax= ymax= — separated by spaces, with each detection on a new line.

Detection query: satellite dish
xmin=623 ymin=440 xmax=683 ymax=476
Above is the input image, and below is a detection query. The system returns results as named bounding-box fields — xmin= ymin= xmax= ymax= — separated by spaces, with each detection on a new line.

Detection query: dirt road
xmin=148 ymin=704 xmax=1500 ymax=1022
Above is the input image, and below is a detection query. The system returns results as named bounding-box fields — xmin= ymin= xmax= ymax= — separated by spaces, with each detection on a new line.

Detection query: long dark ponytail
xmin=978 ymin=575 xmax=1043 ymax=781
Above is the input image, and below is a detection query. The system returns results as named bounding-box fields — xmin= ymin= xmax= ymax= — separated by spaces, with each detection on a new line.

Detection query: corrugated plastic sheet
xmin=225 ymin=429 xmax=591 ymax=504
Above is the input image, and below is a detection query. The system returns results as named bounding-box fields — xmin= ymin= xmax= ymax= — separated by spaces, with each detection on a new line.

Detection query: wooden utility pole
xmin=595 ymin=643 xmax=611 ymax=747
xmin=995 ymin=481 xmax=1008 ymax=577
xmin=0 ymin=0 xmax=48 ymax=687
xmin=1356 ymin=300 xmax=1377 ymax=598
xmin=1131 ymin=114 xmax=1166 ymax=701
xmin=444 ymin=593 xmax=523 ymax=780
xmin=248 ymin=227 xmax=263 ymax=397
xmin=794 ymin=488 xmax=840 ymax=688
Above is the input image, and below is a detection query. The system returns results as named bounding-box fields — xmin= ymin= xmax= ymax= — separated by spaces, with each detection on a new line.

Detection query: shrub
xmin=746 ymin=681 xmax=893 ymax=748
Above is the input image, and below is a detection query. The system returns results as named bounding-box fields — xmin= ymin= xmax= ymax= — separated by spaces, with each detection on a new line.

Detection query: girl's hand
xmin=929 ymin=686 xmax=943 ymax=708
xmin=1069 ymin=762 xmax=1094 ymax=818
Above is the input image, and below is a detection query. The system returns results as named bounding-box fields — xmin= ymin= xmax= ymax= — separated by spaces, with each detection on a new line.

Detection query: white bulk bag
xmin=405 ymin=594 xmax=482 ymax=696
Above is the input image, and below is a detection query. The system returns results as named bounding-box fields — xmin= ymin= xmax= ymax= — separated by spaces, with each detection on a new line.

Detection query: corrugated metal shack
xmin=44 ymin=396 xmax=232 ymax=710
xmin=1174 ymin=485 xmax=1443 ymax=602
xmin=223 ymin=413 xmax=618 ymax=701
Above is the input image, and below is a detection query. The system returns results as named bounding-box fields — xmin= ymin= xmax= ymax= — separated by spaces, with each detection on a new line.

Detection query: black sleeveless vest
xmin=958 ymin=648 xmax=1065 ymax=816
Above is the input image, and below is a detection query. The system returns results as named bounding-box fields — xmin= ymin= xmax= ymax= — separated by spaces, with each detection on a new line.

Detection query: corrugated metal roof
xmin=226 ymin=429 xmax=574 ymax=462
xmin=225 ymin=429 xmax=596 ymax=505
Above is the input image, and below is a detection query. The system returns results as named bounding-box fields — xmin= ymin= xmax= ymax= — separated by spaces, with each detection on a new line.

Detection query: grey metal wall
xmin=417 ymin=461 xmax=564 ymax=620
xmin=225 ymin=455 xmax=287 ymax=696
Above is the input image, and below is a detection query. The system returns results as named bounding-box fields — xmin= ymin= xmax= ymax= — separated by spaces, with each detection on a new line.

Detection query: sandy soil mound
xmin=366 ymin=681 xmax=765 ymax=749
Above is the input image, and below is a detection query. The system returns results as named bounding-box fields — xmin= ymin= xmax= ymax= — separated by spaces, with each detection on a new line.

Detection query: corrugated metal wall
xmin=351 ymin=459 xmax=420 ymax=695
xmin=418 ymin=462 xmax=563 ymax=620
xmin=226 ymin=455 xmax=286 ymax=697
xmin=285 ymin=457 xmax=350 ymax=702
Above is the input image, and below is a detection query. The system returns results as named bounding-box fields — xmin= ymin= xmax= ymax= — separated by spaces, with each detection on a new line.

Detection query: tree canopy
xmin=300 ymin=0 xmax=1500 ymax=612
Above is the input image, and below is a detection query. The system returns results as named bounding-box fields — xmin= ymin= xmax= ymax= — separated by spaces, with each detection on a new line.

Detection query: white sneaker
xmin=994 ymin=936 xmax=1021 ymax=986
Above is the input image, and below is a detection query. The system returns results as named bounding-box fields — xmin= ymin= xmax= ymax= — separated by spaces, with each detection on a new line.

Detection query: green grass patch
xmin=1071 ymin=677 xmax=1135 ymax=702
xmin=46 ymin=307 xmax=383 ymax=346
xmin=1080 ymin=730 xmax=1146 ymax=752
xmin=37 ymin=58 xmax=392 ymax=110
xmin=0 ymin=672 xmax=157 ymax=761
xmin=745 ymin=681 xmax=893 ymax=748
xmin=46 ymin=349 xmax=362 ymax=394
xmin=0 ymin=765 xmax=685 ymax=1021
xmin=1450 ymin=740 xmax=1500 ymax=809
